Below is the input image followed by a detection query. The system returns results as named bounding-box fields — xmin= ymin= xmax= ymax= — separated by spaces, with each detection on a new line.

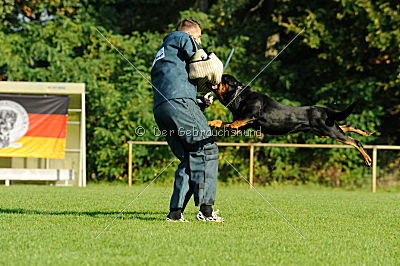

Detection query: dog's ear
xmin=232 ymin=76 xmax=243 ymax=86
xmin=228 ymin=81 xmax=239 ymax=89
xmin=224 ymin=74 xmax=243 ymax=87
xmin=233 ymin=81 xmax=244 ymax=89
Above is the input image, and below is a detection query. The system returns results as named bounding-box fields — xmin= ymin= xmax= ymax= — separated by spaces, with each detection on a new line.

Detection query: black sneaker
xmin=165 ymin=214 xmax=189 ymax=222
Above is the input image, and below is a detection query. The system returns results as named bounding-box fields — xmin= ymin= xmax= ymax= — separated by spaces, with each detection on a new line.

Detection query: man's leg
xmin=181 ymin=179 xmax=195 ymax=212
xmin=154 ymin=98 xmax=221 ymax=220
xmin=178 ymin=98 xmax=220 ymax=219
xmin=188 ymin=142 xmax=218 ymax=208
xmin=168 ymin=160 xmax=189 ymax=219
xmin=154 ymin=100 xmax=194 ymax=220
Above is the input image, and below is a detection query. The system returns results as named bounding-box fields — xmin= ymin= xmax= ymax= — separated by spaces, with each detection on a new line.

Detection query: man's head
xmin=177 ymin=18 xmax=202 ymax=45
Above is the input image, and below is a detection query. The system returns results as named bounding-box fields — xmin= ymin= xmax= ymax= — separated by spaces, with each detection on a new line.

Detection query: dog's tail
xmin=327 ymin=102 xmax=357 ymax=124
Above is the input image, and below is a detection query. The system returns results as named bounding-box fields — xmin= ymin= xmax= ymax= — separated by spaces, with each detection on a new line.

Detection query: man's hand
xmin=197 ymin=92 xmax=214 ymax=111
xmin=203 ymin=92 xmax=214 ymax=106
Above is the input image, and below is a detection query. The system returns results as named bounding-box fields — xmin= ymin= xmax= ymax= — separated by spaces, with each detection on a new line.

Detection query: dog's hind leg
xmin=339 ymin=125 xmax=373 ymax=136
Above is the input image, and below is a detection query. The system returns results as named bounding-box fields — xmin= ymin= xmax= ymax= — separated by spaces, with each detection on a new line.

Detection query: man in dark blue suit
xmin=151 ymin=19 xmax=224 ymax=222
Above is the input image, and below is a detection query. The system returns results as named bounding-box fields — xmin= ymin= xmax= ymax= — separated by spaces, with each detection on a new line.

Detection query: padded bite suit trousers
xmin=154 ymin=98 xmax=219 ymax=211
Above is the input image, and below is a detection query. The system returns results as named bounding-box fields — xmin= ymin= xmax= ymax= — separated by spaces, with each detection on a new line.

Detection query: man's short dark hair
xmin=176 ymin=19 xmax=201 ymax=31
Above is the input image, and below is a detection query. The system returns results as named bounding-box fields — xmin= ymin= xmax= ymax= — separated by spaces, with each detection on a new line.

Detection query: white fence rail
xmin=127 ymin=141 xmax=400 ymax=192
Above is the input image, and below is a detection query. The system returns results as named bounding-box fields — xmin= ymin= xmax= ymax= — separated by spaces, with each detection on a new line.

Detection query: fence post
xmin=249 ymin=144 xmax=254 ymax=189
xmin=372 ymin=147 xmax=377 ymax=193
xmin=128 ymin=141 xmax=133 ymax=187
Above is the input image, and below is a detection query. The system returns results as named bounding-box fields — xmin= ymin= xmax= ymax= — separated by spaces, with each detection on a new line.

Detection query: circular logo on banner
xmin=0 ymin=100 xmax=29 ymax=148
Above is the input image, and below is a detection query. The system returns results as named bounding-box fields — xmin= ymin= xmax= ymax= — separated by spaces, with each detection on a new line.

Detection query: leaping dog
xmin=207 ymin=74 xmax=373 ymax=166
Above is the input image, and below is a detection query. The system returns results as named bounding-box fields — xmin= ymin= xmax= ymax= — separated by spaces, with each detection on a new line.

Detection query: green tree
xmin=0 ymin=0 xmax=398 ymax=187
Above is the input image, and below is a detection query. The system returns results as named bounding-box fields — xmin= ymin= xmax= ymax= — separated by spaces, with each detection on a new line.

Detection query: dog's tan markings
xmin=333 ymin=138 xmax=372 ymax=166
xmin=208 ymin=120 xmax=224 ymax=128
xmin=208 ymin=118 xmax=255 ymax=129
xmin=213 ymin=83 xmax=229 ymax=102
xmin=225 ymin=119 xmax=255 ymax=129
xmin=339 ymin=125 xmax=372 ymax=136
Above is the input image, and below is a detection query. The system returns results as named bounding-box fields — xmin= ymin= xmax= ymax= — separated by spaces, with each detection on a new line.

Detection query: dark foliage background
xmin=0 ymin=0 xmax=398 ymax=187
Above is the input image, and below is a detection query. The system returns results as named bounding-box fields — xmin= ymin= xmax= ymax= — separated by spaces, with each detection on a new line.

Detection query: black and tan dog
xmin=207 ymin=74 xmax=373 ymax=166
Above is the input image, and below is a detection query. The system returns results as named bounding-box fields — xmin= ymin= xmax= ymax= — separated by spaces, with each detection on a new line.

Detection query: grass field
xmin=0 ymin=184 xmax=399 ymax=265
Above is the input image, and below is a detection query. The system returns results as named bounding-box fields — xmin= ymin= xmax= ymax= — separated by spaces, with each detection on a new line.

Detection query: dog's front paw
xmin=208 ymin=120 xmax=223 ymax=128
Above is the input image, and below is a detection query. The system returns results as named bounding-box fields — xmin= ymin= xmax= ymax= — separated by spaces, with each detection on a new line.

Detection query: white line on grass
xmin=95 ymin=159 xmax=175 ymax=238
xmin=226 ymin=28 xmax=305 ymax=108
xmin=224 ymin=158 xmax=305 ymax=238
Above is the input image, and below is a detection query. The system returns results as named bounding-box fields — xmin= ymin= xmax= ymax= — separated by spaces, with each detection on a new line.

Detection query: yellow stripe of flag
xmin=0 ymin=137 xmax=66 ymax=159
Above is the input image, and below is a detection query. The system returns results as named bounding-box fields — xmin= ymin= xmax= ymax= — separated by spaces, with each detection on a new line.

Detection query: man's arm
xmin=180 ymin=34 xmax=216 ymax=110
xmin=179 ymin=35 xmax=199 ymax=61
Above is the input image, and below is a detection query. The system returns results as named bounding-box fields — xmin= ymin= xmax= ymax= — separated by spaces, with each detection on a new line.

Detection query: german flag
xmin=0 ymin=94 xmax=70 ymax=159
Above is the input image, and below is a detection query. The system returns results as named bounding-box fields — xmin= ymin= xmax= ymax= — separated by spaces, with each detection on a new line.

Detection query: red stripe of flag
xmin=25 ymin=114 xmax=68 ymax=138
